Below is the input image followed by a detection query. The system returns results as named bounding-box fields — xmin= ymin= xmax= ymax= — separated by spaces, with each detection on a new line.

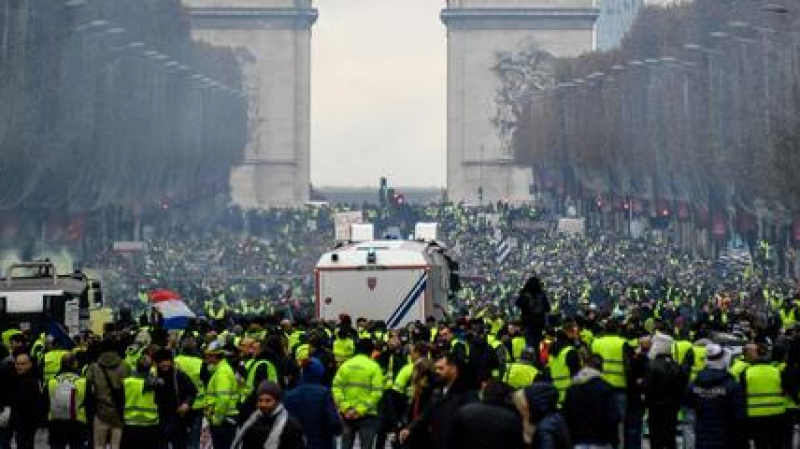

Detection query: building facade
xmin=183 ymin=0 xmax=317 ymax=208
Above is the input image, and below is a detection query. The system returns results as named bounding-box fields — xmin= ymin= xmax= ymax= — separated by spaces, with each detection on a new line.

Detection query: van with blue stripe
xmin=315 ymin=223 xmax=458 ymax=329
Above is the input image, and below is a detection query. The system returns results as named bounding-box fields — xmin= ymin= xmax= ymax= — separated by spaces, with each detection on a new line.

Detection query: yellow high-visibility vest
xmin=124 ymin=377 xmax=159 ymax=426
xmin=744 ymin=364 xmax=785 ymax=417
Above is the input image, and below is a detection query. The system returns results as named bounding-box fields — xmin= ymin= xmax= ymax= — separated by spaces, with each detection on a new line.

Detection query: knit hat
xmin=257 ymin=381 xmax=282 ymax=402
xmin=705 ymin=343 xmax=731 ymax=370
xmin=648 ymin=332 xmax=674 ymax=360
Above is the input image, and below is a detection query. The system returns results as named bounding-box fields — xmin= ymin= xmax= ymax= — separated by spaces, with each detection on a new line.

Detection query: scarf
xmin=231 ymin=404 xmax=289 ymax=449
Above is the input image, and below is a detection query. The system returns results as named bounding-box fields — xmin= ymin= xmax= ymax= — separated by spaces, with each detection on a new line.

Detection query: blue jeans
xmin=341 ymin=416 xmax=379 ymax=449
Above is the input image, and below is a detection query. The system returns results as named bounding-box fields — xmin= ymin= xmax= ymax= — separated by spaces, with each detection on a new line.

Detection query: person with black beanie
xmin=515 ymin=276 xmax=551 ymax=360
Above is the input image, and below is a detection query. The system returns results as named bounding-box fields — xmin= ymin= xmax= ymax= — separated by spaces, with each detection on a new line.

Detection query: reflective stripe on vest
xmin=503 ymin=362 xmax=539 ymax=390
xmin=124 ymin=377 xmax=159 ymax=426
xmin=745 ymin=365 xmax=785 ymax=417
xmin=548 ymin=346 xmax=574 ymax=403
xmin=592 ymin=336 xmax=626 ymax=389
xmin=240 ymin=359 xmax=278 ymax=403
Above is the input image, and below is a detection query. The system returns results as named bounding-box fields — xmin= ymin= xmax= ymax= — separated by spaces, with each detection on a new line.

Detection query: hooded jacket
xmin=685 ymin=368 xmax=747 ymax=449
xmin=86 ymin=350 xmax=129 ymax=427
xmin=283 ymin=358 xmax=341 ymax=449
xmin=524 ymin=383 xmax=571 ymax=449
xmin=563 ymin=367 xmax=621 ymax=446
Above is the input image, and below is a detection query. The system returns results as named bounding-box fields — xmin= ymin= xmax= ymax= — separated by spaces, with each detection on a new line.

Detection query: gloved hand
xmin=0 ymin=406 xmax=10 ymax=428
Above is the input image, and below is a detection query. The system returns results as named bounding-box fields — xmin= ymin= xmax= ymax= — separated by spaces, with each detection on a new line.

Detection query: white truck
xmin=0 ymin=261 xmax=103 ymax=338
xmin=315 ymin=226 xmax=459 ymax=328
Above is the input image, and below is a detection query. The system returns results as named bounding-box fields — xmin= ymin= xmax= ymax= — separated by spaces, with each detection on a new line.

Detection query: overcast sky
xmin=310 ymin=0 xmax=447 ymax=188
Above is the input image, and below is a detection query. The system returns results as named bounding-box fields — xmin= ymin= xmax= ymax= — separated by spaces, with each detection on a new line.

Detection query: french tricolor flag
xmin=149 ymin=289 xmax=196 ymax=330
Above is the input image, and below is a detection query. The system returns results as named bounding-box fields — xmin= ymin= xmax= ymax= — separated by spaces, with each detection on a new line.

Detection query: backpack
xmin=50 ymin=374 xmax=79 ymax=421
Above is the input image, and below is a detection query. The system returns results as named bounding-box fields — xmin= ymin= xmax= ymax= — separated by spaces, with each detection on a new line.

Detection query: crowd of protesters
xmin=1 ymin=202 xmax=800 ymax=448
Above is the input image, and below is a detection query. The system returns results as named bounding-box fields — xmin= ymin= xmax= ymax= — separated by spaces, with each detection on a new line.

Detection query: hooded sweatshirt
xmin=283 ymin=358 xmax=341 ymax=449
xmin=86 ymin=350 xmax=129 ymax=427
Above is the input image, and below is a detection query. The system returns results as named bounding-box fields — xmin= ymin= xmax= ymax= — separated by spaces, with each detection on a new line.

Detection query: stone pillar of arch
xmin=442 ymin=0 xmax=598 ymax=204
xmin=183 ymin=0 xmax=317 ymax=208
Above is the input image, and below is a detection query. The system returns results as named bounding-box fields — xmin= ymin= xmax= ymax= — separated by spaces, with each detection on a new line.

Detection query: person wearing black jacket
xmin=448 ymin=380 xmax=524 ymax=449
xmin=563 ymin=354 xmax=622 ymax=448
xmin=684 ymin=343 xmax=747 ymax=449
xmin=515 ymin=276 xmax=551 ymax=360
xmin=644 ymin=333 xmax=687 ymax=449
xmin=398 ymin=353 xmax=478 ymax=449
xmin=8 ymin=353 xmax=45 ymax=449
xmin=154 ymin=349 xmax=198 ymax=449
xmin=0 ymin=342 xmax=14 ymax=449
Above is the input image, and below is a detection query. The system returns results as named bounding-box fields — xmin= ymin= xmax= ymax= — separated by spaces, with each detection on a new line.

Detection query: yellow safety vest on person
xmin=429 ymin=327 xmax=438 ymax=343
xmin=239 ymin=359 xmax=278 ymax=403
xmin=175 ymin=354 xmax=206 ymax=410
xmin=332 ymin=354 xmax=384 ymax=417
xmin=690 ymin=344 xmax=707 ymax=381
xmin=43 ymin=349 xmax=71 ymax=384
xmin=744 ymin=364 xmax=785 ymax=417
xmin=579 ymin=328 xmax=594 ymax=348
xmin=288 ymin=330 xmax=304 ymax=354
xmin=1 ymin=328 xmax=22 ymax=349
xmin=392 ymin=362 xmax=415 ymax=401
xmin=47 ymin=373 xmax=87 ymax=423
xmin=123 ymin=377 xmax=159 ymax=427
xmin=779 ymin=308 xmax=796 ymax=329
xmin=125 ymin=346 xmax=143 ymax=372
xmin=205 ymin=359 xmax=239 ymax=425
xmin=672 ymin=340 xmax=693 ymax=367
xmin=591 ymin=335 xmax=627 ymax=389
xmin=503 ymin=361 xmax=539 ymax=390
xmin=333 ymin=337 xmax=355 ymax=365
xmin=294 ymin=343 xmax=311 ymax=363
xmin=511 ymin=336 xmax=526 ymax=362
xmin=729 ymin=357 xmax=750 ymax=379
xmin=548 ymin=346 xmax=575 ymax=404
